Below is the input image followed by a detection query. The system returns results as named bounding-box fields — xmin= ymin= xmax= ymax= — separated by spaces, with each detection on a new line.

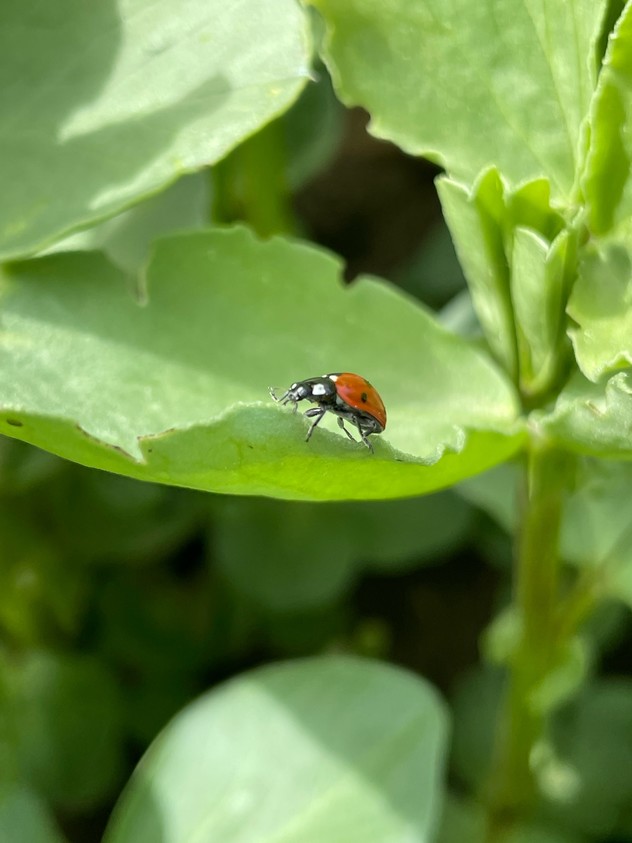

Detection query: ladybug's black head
xmin=288 ymin=376 xmax=337 ymax=403
xmin=271 ymin=376 xmax=338 ymax=408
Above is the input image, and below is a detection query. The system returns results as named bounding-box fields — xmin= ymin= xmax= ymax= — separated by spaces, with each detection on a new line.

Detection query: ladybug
xmin=270 ymin=372 xmax=387 ymax=452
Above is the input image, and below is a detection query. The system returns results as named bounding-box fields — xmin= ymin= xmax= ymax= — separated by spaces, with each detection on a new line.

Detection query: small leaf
xmin=583 ymin=2 xmax=632 ymax=233
xmin=438 ymin=171 xmax=516 ymax=377
xmin=0 ymin=228 xmax=523 ymax=500
xmin=439 ymin=169 xmax=571 ymax=396
xmin=567 ymin=239 xmax=632 ymax=381
xmin=104 ymin=656 xmax=449 ymax=843
xmin=511 ymin=227 xmax=573 ymax=396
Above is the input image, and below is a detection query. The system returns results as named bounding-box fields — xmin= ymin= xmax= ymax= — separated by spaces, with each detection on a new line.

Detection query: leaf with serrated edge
xmin=536 ymin=371 xmax=632 ymax=458
xmin=0 ymin=228 xmax=523 ymax=501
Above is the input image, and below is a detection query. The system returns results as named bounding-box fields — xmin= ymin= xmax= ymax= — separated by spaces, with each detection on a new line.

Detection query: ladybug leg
xmin=303 ymin=407 xmax=327 ymax=442
xmin=336 ymin=417 xmax=357 ymax=443
xmin=355 ymin=421 xmax=374 ymax=453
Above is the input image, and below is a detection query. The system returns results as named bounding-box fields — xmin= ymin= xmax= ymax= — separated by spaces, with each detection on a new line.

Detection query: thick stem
xmin=485 ymin=438 xmax=572 ymax=837
xmin=210 ymin=120 xmax=298 ymax=238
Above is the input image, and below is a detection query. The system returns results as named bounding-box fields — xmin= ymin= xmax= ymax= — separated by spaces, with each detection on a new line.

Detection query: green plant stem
xmin=485 ymin=438 xmax=572 ymax=837
xmin=210 ymin=120 xmax=298 ymax=237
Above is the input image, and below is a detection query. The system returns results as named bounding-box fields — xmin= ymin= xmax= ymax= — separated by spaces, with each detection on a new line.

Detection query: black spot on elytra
xmin=361 ymin=392 xmax=368 ymax=402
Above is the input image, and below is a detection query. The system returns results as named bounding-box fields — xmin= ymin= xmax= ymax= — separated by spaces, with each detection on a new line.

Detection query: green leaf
xmin=104 ymin=656 xmax=449 ymax=843
xmin=0 ymin=786 xmax=67 ymax=843
xmin=5 ymin=651 xmax=123 ymax=811
xmin=537 ymin=370 xmax=632 ymax=458
xmin=510 ymin=227 xmax=573 ymax=396
xmin=310 ymin=0 xmax=605 ymax=200
xmin=583 ymin=2 xmax=632 ymax=233
xmin=0 ymin=0 xmax=311 ymax=260
xmin=438 ymin=172 xmax=516 ymax=378
xmin=567 ymin=239 xmax=632 ymax=381
xmin=438 ymin=170 xmax=572 ymax=396
xmin=0 ymin=228 xmax=523 ymax=501
xmin=212 ymin=493 xmax=473 ymax=611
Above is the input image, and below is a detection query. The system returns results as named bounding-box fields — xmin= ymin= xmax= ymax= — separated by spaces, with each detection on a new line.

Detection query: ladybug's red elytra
xmin=270 ymin=372 xmax=387 ymax=453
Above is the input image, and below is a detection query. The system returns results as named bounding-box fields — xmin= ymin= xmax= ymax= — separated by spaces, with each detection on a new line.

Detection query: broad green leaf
xmin=567 ymin=239 xmax=632 ymax=381
xmin=0 ymin=228 xmax=524 ymax=501
xmin=583 ymin=1 xmax=632 ymax=233
xmin=212 ymin=492 xmax=473 ymax=611
xmin=537 ymin=370 xmax=632 ymax=458
xmin=5 ymin=651 xmax=123 ymax=811
xmin=104 ymin=656 xmax=448 ymax=843
xmin=310 ymin=0 xmax=605 ymax=201
xmin=0 ymin=0 xmax=310 ymax=260
xmin=0 ymin=786 xmax=67 ymax=843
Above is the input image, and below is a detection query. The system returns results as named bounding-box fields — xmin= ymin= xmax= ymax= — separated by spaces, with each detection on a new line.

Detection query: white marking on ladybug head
xmin=327 ymin=374 xmax=338 ymax=381
xmin=312 ymin=383 xmax=328 ymax=396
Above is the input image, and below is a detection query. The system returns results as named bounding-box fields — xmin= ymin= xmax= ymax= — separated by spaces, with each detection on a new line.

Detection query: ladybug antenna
xmin=269 ymin=386 xmax=291 ymax=404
